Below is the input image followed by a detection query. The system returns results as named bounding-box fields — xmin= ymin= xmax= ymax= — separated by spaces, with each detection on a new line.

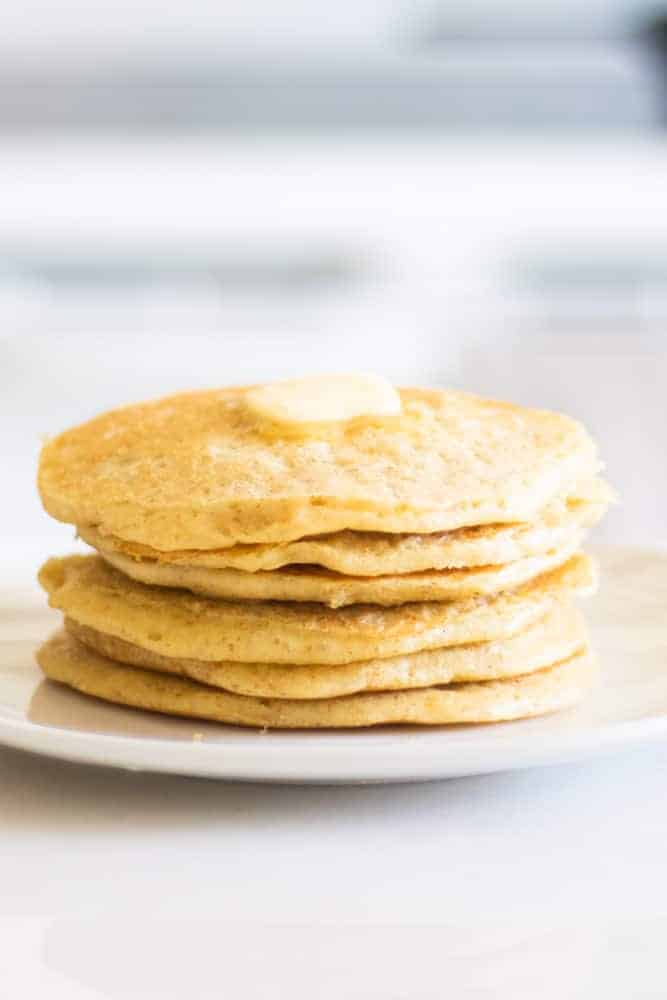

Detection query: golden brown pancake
xmin=65 ymin=602 xmax=587 ymax=699
xmin=37 ymin=630 xmax=597 ymax=729
xmin=38 ymin=386 xmax=600 ymax=550
xmin=77 ymin=480 xmax=611 ymax=575
xmin=38 ymin=552 xmax=596 ymax=665
xmin=92 ymin=540 xmax=581 ymax=608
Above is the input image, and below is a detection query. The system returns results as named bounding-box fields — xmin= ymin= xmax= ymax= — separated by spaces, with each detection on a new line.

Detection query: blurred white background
xmin=1 ymin=0 xmax=666 ymax=558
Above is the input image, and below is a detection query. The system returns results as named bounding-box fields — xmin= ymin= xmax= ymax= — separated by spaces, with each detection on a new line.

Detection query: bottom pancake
xmin=64 ymin=602 xmax=587 ymax=700
xmin=37 ymin=631 xmax=597 ymax=729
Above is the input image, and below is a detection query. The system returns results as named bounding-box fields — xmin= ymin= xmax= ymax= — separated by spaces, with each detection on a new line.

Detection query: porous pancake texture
xmin=38 ymin=386 xmax=600 ymax=550
xmin=64 ymin=603 xmax=587 ymax=699
xmin=37 ymin=631 xmax=597 ymax=729
xmin=36 ymin=379 xmax=610 ymax=730
xmin=77 ymin=480 xmax=611 ymax=575
xmin=38 ymin=552 xmax=596 ymax=666
xmin=93 ymin=539 xmax=581 ymax=608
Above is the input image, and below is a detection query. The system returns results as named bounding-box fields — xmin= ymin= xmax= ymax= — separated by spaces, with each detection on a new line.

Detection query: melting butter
xmin=244 ymin=374 xmax=401 ymax=426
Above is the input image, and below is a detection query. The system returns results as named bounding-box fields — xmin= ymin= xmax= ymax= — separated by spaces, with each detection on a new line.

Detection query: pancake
xmin=37 ymin=631 xmax=597 ymax=729
xmin=38 ymin=386 xmax=600 ymax=550
xmin=38 ymin=552 xmax=596 ymax=666
xmin=92 ymin=537 xmax=581 ymax=607
xmin=65 ymin=603 xmax=587 ymax=699
xmin=77 ymin=478 xmax=612 ymax=575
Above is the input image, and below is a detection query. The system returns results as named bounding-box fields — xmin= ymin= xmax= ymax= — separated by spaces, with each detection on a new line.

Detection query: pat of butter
xmin=245 ymin=374 xmax=401 ymax=426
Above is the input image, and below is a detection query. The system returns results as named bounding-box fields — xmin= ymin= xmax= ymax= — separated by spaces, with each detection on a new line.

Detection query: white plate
xmin=0 ymin=544 xmax=666 ymax=784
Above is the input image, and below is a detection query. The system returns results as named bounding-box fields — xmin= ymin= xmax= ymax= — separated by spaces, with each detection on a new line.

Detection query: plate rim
xmin=2 ymin=702 xmax=667 ymax=783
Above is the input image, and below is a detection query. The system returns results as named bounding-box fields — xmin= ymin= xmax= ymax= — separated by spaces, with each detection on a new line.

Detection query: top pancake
xmin=38 ymin=385 xmax=600 ymax=550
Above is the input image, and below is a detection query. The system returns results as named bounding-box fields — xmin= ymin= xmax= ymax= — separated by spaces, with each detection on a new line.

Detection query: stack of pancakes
xmin=36 ymin=383 xmax=612 ymax=729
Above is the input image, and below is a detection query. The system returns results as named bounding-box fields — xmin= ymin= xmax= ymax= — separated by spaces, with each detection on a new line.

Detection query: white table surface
xmin=1 ymin=741 xmax=667 ymax=998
